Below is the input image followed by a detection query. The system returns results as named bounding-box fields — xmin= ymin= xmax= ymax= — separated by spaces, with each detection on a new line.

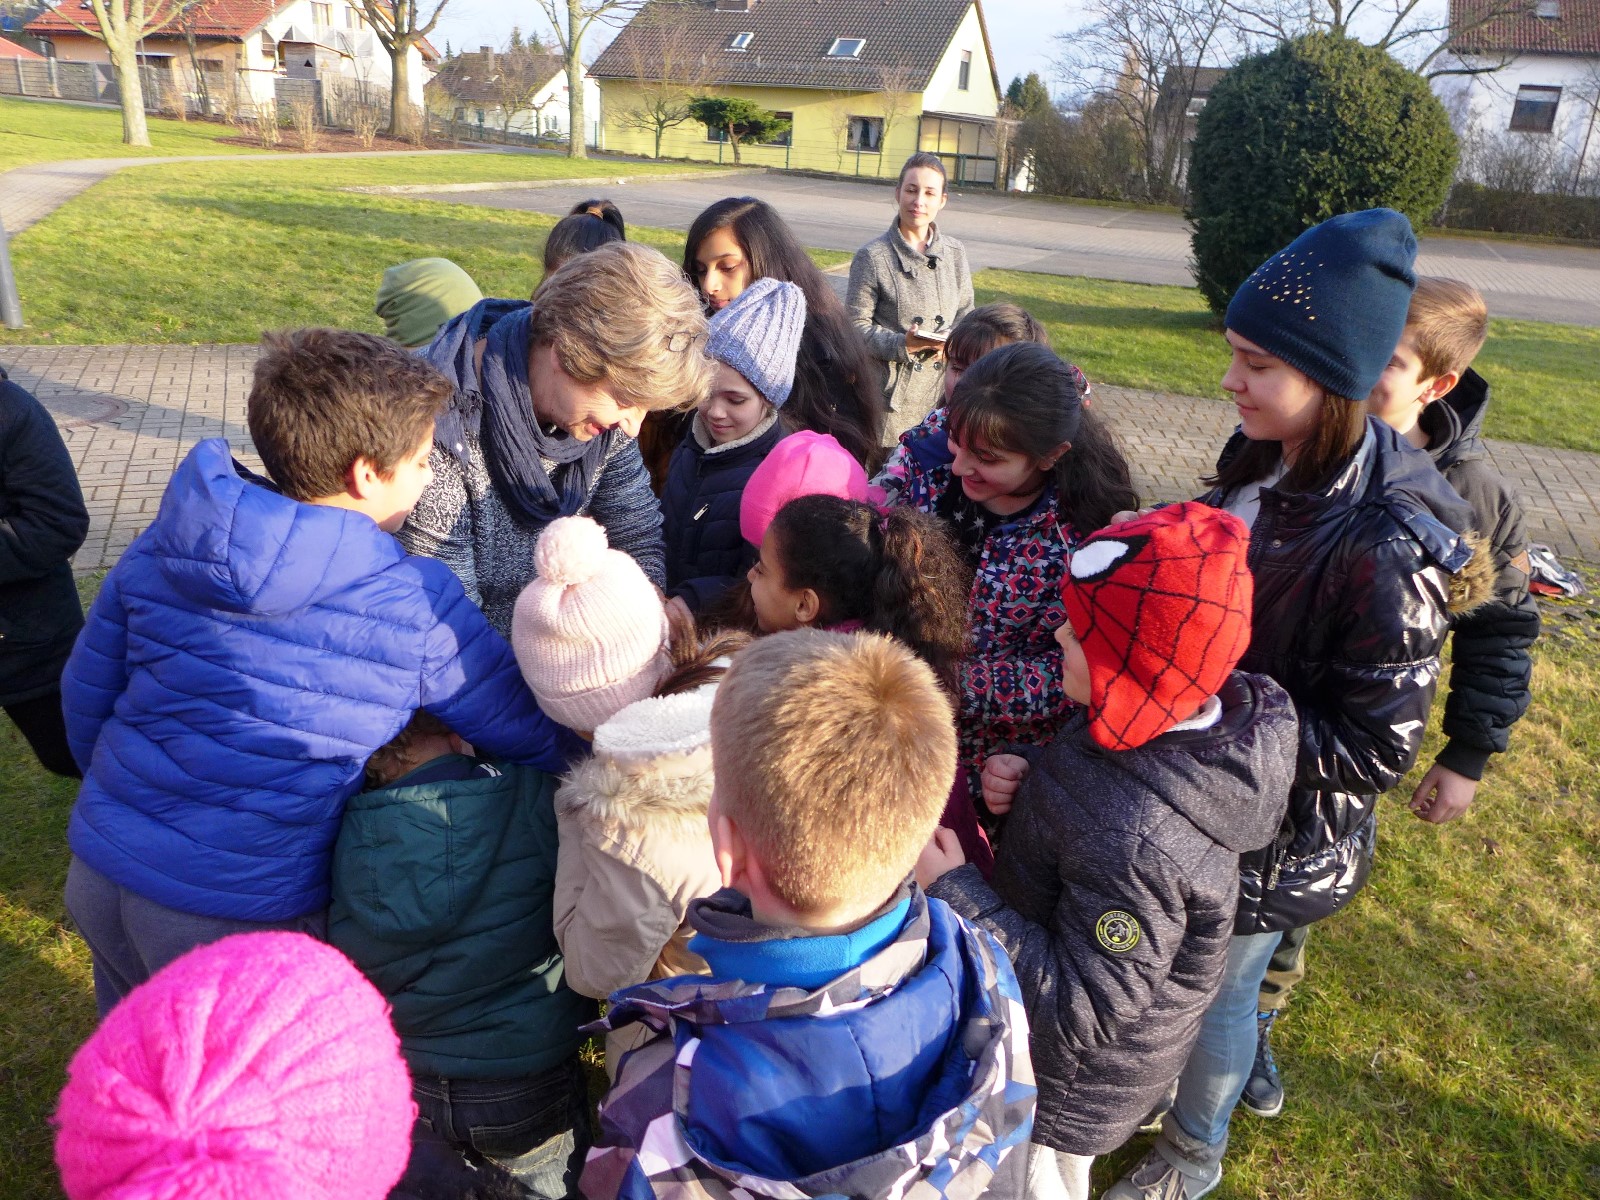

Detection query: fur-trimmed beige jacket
xmin=552 ymin=682 xmax=721 ymax=1025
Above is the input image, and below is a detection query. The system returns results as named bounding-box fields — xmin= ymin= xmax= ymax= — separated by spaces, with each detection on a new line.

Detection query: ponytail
xmin=656 ymin=620 xmax=751 ymax=698
xmin=769 ymin=496 xmax=972 ymax=695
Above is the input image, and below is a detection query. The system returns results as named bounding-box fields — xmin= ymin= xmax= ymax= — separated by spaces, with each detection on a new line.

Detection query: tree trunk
xmin=106 ymin=29 xmax=151 ymax=147
xmin=565 ymin=0 xmax=586 ymax=157
xmin=728 ymin=132 xmax=741 ymax=164
xmin=389 ymin=39 xmax=412 ymax=139
xmin=654 ymin=124 xmax=662 ymax=158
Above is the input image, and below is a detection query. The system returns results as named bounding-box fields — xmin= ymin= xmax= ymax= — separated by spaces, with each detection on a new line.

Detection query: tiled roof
xmin=0 ymin=34 xmax=45 ymax=58
xmin=27 ymin=0 xmax=279 ymax=37
xmin=1449 ymin=0 xmax=1600 ymax=55
xmin=591 ymin=0 xmax=988 ymax=94
xmin=428 ymin=49 xmax=564 ymax=105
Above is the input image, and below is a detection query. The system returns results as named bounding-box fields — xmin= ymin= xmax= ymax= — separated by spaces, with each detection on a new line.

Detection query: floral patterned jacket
xmin=875 ymin=408 xmax=1085 ymax=787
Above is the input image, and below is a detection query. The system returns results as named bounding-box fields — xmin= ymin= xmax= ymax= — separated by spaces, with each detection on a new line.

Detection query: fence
xmin=1 ymin=55 xmax=392 ymax=132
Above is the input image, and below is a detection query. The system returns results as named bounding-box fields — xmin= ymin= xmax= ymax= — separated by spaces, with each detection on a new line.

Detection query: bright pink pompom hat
xmin=55 ymin=931 xmax=415 ymax=1200
xmin=739 ymin=431 xmax=870 ymax=547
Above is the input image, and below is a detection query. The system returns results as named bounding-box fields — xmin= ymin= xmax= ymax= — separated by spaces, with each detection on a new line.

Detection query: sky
xmin=430 ymin=0 xmax=1076 ymax=91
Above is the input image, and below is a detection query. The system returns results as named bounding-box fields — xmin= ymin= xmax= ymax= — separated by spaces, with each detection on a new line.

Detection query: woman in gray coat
xmin=847 ymin=153 xmax=975 ymax=441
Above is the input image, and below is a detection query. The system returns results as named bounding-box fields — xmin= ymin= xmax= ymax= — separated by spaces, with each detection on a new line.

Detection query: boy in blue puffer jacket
xmin=62 ymin=329 xmax=575 ymax=1016
xmin=582 ymin=630 xmax=1036 ymax=1200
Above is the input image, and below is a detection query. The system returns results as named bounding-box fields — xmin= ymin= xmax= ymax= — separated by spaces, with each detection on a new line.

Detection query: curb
xmin=346 ymin=168 xmax=760 ymax=195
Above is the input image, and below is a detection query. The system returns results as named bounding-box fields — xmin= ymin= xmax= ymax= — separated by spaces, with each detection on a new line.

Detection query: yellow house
xmin=591 ymin=0 xmax=1005 ymax=186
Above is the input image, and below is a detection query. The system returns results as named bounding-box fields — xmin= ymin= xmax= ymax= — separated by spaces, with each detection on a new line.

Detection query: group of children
xmin=4 ymin=167 xmax=1538 ymax=1200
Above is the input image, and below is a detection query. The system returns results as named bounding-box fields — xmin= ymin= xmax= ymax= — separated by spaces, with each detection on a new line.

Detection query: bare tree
xmin=613 ymin=16 xmax=709 ymax=157
xmin=359 ymin=0 xmax=453 ymax=141
xmin=1055 ymin=0 xmax=1234 ymax=202
xmin=48 ymin=0 xmax=189 ymax=146
xmin=490 ymin=45 xmax=563 ymax=134
xmin=1217 ymin=0 xmax=1525 ymax=76
xmin=828 ymin=94 xmax=855 ymax=172
xmin=875 ymin=61 xmax=917 ymax=175
xmin=535 ymin=0 xmax=653 ymax=158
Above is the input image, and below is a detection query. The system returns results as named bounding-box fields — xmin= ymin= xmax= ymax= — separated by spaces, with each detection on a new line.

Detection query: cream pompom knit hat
xmin=512 ymin=516 xmax=671 ymax=731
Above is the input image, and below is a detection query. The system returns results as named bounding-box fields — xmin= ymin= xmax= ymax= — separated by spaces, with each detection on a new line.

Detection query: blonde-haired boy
xmin=581 ymin=630 xmax=1036 ymax=1200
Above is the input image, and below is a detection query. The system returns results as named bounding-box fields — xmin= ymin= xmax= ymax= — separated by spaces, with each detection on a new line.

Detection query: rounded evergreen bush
xmin=1188 ymin=33 xmax=1458 ymax=314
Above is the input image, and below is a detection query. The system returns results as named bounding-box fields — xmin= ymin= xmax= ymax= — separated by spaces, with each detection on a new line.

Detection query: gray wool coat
xmin=847 ymin=219 xmax=973 ymax=435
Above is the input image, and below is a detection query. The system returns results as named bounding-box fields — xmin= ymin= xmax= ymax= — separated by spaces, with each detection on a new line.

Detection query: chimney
xmin=714 ymin=0 xmax=757 ymax=11
xmin=481 ymin=45 xmax=495 ymax=71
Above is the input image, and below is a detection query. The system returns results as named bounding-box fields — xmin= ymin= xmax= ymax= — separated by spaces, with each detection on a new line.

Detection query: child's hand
xmin=1410 ymin=763 xmax=1477 ymax=824
xmin=981 ymin=753 xmax=1030 ymax=816
xmin=914 ymin=827 xmax=966 ymax=889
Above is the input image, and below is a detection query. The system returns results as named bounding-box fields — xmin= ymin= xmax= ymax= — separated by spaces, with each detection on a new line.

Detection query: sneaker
xmin=1240 ymin=1010 xmax=1283 ymax=1118
xmin=1103 ymin=1140 xmax=1221 ymax=1200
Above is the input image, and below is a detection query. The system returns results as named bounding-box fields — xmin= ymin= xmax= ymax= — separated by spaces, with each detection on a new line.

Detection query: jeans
xmin=1169 ymin=930 xmax=1283 ymax=1152
xmin=397 ymin=1058 xmax=592 ymax=1200
xmin=65 ymin=855 xmax=328 ymax=1017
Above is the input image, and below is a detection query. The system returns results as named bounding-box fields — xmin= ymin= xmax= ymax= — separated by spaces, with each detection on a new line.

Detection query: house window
xmin=706 ymin=123 xmax=729 ymax=143
xmin=826 ymin=37 xmax=865 ymax=58
xmin=1185 ymin=96 xmax=1207 ymax=117
xmin=345 ymin=6 xmax=360 ymax=27
xmin=847 ymin=115 xmax=883 ymax=152
xmin=958 ymin=50 xmax=971 ymax=91
xmin=311 ymin=2 xmax=332 ymax=25
xmin=727 ymin=31 xmax=753 ymax=51
xmin=1510 ymin=85 xmax=1561 ymax=132
xmin=761 ymin=111 xmax=792 ymax=145
xmin=1535 ymin=0 xmax=1560 ymax=16
xmin=260 ymin=33 xmax=276 ymax=58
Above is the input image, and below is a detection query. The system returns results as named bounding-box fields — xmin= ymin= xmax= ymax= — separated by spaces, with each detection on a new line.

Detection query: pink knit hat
xmin=54 ymin=932 xmax=415 ymax=1200
xmin=739 ymin=431 xmax=870 ymax=547
xmin=512 ymin=515 xmax=671 ymax=731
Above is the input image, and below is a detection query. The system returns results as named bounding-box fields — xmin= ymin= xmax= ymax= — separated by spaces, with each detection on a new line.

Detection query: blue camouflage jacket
xmin=580 ymin=886 xmax=1036 ymax=1200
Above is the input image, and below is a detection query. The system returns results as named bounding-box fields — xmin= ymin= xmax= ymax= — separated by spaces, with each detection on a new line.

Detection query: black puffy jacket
xmin=0 ymin=372 xmax=89 ymax=706
xmin=929 ymin=673 xmax=1298 ymax=1155
xmin=1201 ymin=419 xmax=1491 ymax=934
xmin=661 ymin=414 xmax=783 ymax=613
xmin=1421 ymin=370 xmax=1540 ymax=780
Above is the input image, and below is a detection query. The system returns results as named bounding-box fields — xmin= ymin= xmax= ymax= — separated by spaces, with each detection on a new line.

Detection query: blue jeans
xmin=65 ymin=855 xmax=327 ymax=1018
xmin=396 ymin=1058 xmax=592 ymax=1200
xmin=1169 ymin=930 xmax=1282 ymax=1152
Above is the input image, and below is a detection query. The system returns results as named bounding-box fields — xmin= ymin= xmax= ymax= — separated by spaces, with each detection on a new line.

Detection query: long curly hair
xmin=767 ymin=495 xmax=972 ymax=695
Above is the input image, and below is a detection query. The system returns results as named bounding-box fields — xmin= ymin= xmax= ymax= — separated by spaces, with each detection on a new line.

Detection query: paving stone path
xmin=4 ymin=343 xmax=1596 ymax=572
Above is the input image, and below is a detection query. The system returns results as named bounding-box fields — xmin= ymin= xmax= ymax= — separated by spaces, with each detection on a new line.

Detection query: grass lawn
xmin=0 ymin=96 xmax=271 ymax=174
xmin=2 ymin=149 xmax=1598 ymax=450
xmin=0 ymin=154 xmax=731 ymax=346
xmin=2 ymin=579 xmax=1597 ymax=1199
xmin=976 ymin=269 xmax=1600 ymax=453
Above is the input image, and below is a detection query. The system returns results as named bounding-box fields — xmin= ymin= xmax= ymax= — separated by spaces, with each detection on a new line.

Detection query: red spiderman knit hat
xmin=1062 ymin=502 xmax=1253 ymax=751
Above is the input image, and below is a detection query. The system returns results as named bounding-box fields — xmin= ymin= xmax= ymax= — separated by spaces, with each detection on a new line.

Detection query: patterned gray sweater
xmin=398 ymin=426 xmax=665 ymax=638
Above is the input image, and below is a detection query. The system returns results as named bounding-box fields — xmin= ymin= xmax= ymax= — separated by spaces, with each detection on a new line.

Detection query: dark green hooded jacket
xmin=330 ymin=756 xmax=594 ymax=1079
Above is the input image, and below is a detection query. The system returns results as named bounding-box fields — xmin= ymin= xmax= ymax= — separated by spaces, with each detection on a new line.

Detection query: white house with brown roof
xmin=1431 ymin=0 xmax=1600 ymax=181
xmin=27 ymin=0 xmax=436 ymax=110
xmin=427 ymin=44 xmax=597 ymax=140
xmin=591 ymin=0 xmax=1008 ymax=185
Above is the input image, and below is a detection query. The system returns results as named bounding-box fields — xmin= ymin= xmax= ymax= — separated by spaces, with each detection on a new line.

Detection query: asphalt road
xmin=411 ymin=170 xmax=1600 ymax=326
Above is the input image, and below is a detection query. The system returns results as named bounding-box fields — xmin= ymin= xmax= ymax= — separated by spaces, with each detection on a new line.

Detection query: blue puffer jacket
xmin=661 ymin=415 xmax=783 ymax=613
xmin=582 ymin=887 xmax=1036 ymax=1200
xmin=63 ymin=439 xmax=571 ymax=922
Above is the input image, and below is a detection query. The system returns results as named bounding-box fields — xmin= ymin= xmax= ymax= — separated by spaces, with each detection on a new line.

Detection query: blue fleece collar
xmin=688 ymin=896 xmax=913 ymax=992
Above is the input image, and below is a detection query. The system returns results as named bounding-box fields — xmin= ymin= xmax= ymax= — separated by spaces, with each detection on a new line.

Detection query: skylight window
xmin=1535 ymin=0 xmax=1560 ymax=17
xmin=826 ymin=38 xmax=866 ymax=58
xmin=728 ymin=31 xmax=753 ymax=51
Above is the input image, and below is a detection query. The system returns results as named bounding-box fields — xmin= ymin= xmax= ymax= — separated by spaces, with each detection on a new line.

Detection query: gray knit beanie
xmin=705 ymin=277 xmax=807 ymax=408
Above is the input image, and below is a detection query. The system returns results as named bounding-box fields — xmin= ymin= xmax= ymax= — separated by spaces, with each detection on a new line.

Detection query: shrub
xmin=1188 ymin=33 xmax=1458 ymax=314
xmin=1018 ymin=100 xmax=1145 ymax=203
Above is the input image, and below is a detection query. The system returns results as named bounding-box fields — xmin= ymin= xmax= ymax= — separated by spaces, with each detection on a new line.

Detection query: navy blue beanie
xmin=1225 ymin=208 xmax=1418 ymax=401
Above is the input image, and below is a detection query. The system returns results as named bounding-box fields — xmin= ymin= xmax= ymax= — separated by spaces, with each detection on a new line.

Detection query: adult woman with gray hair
xmin=400 ymin=241 xmax=713 ymax=636
xmin=848 ymin=152 xmax=974 ymax=441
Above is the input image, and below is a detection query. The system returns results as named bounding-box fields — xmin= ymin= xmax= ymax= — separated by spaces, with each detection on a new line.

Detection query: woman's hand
xmin=906 ymin=327 xmax=947 ymax=361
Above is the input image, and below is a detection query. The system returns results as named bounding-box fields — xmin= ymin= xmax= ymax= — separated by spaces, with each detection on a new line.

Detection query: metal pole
xmin=0 ymin=213 xmax=23 ymax=330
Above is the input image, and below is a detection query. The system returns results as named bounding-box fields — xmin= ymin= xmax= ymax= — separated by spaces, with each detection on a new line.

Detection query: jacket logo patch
xmin=1096 ymin=910 xmax=1142 ymax=953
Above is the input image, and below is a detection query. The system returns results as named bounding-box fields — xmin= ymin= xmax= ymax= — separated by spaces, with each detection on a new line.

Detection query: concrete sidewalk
xmin=4 ymin=342 xmax=1596 ymax=572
